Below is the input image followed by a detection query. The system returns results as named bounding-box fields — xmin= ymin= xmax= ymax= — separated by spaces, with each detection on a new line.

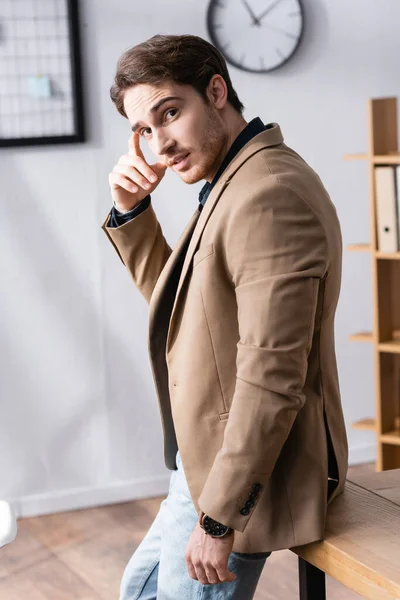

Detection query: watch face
xmin=203 ymin=515 xmax=230 ymax=537
xmin=207 ymin=0 xmax=304 ymax=73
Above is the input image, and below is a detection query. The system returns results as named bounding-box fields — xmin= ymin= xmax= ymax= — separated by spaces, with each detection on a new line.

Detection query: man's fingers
xmin=113 ymin=164 xmax=153 ymax=190
xmin=203 ymin=565 xmax=222 ymax=585
xmin=118 ymin=154 xmax=158 ymax=182
xmin=185 ymin=557 xmax=197 ymax=581
xmin=131 ymin=156 xmax=159 ymax=183
xmin=151 ymin=161 xmax=168 ymax=177
xmin=128 ymin=132 xmax=135 ymax=153
xmin=215 ymin=566 xmax=236 ymax=583
xmin=132 ymin=132 xmax=143 ymax=157
xmin=127 ymin=132 xmax=168 ymax=181
xmin=129 ymin=131 xmax=144 ymax=159
xmin=193 ymin=562 xmax=210 ymax=585
xmin=109 ymin=172 xmax=138 ymax=194
xmin=186 ymin=555 xmax=210 ymax=584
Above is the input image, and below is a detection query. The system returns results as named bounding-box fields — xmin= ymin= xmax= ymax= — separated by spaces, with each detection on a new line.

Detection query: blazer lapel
xmin=165 ymin=122 xmax=284 ymax=352
xmin=164 ymin=178 xmax=230 ymax=351
xmin=148 ymin=207 xmax=201 ymax=344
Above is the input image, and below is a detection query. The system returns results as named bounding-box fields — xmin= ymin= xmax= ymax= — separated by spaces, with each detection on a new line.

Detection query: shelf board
xmin=378 ymin=340 xmax=400 ymax=354
xmin=348 ymin=335 xmax=400 ymax=351
xmin=344 ymin=245 xmax=400 ymax=258
xmin=342 ymin=152 xmax=400 ymax=164
xmin=346 ymin=243 xmax=371 ymax=252
xmin=380 ymin=430 xmax=400 ymax=446
xmin=349 ymin=332 xmax=374 ymax=342
xmin=351 ymin=418 xmax=376 ymax=431
xmin=375 ymin=251 xmax=400 ymax=260
xmin=374 ymin=153 xmax=400 ymax=164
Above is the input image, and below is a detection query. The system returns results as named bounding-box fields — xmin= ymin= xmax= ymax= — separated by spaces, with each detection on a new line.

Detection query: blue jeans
xmin=120 ymin=449 xmax=271 ymax=600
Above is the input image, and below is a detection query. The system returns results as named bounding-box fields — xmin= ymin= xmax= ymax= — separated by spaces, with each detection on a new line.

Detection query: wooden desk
xmin=290 ymin=469 xmax=400 ymax=600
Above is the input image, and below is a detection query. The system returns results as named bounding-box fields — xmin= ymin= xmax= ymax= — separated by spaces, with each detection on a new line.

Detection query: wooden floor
xmin=0 ymin=461 xmax=373 ymax=599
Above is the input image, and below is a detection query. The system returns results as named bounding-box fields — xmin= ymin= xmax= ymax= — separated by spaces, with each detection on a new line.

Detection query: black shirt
xmin=108 ymin=117 xmax=268 ymax=228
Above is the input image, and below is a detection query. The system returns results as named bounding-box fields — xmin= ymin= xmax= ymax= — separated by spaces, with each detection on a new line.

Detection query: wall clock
xmin=206 ymin=0 xmax=304 ymax=73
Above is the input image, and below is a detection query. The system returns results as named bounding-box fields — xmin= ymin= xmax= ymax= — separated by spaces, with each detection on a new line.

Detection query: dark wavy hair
xmin=110 ymin=34 xmax=244 ymax=118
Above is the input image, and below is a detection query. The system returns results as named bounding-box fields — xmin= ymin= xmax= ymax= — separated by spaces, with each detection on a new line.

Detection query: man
xmin=101 ymin=34 xmax=348 ymax=600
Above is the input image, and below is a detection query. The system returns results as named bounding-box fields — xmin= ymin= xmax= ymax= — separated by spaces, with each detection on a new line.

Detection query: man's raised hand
xmin=109 ymin=132 xmax=167 ymax=213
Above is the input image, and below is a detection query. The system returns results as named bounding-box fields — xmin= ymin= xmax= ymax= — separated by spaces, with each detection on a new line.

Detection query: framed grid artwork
xmin=0 ymin=0 xmax=85 ymax=147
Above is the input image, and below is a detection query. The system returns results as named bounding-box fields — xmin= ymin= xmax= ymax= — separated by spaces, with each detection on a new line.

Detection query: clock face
xmin=207 ymin=0 xmax=304 ymax=73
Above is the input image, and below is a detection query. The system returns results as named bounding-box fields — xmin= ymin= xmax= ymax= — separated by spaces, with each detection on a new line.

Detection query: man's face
xmin=123 ymin=81 xmax=228 ymax=184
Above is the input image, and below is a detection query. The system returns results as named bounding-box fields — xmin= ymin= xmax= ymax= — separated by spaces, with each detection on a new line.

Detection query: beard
xmin=179 ymin=106 xmax=228 ymax=185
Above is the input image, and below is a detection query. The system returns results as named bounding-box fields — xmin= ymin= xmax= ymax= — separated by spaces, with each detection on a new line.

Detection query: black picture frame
xmin=0 ymin=0 xmax=85 ymax=147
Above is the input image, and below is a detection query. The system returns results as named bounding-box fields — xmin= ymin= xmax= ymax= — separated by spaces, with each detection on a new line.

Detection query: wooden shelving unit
xmin=344 ymin=97 xmax=400 ymax=471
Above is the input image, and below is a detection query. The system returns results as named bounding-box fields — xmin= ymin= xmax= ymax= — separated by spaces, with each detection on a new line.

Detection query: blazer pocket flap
xmin=193 ymin=243 xmax=214 ymax=267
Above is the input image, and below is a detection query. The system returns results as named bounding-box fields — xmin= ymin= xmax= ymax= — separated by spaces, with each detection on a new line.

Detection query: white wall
xmin=1 ymin=0 xmax=398 ymax=517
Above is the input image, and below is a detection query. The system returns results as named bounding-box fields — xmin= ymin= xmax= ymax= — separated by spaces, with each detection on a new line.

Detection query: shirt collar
xmin=198 ymin=117 xmax=266 ymax=208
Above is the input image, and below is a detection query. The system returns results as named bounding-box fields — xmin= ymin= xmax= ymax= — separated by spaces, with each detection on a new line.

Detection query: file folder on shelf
xmin=374 ymin=166 xmax=399 ymax=252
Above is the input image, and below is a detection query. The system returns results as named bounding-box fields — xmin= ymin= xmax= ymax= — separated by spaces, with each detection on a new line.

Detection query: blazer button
xmin=252 ymin=483 xmax=262 ymax=493
xmin=249 ymin=491 xmax=258 ymax=501
xmin=240 ymin=507 xmax=250 ymax=516
xmin=245 ymin=499 xmax=255 ymax=509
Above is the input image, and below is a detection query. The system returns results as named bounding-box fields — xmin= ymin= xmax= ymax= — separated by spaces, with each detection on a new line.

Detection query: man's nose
xmin=152 ymin=130 xmax=175 ymax=157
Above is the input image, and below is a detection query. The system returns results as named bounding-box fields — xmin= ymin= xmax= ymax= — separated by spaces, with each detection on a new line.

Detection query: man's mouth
xmin=170 ymin=153 xmax=190 ymax=170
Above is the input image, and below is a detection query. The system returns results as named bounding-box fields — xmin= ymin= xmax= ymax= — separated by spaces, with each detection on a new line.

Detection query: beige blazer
xmin=101 ymin=123 xmax=348 ymax=553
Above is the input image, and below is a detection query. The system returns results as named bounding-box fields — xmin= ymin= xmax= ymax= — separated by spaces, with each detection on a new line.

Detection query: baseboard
xmin=8 ymin=473 xmax=171 ymax=519
xmin=7 ymin=442 xmax=376 ymax=519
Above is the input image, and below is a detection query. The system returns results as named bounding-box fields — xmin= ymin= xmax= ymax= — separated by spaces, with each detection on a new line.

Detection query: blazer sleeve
xmin=100 ymin=199 xmax=172 ymax=304
xmin=108 ymin=195 xmax=151 ymax=228
xmin=197 ymin=180 xmax=328 ymax=533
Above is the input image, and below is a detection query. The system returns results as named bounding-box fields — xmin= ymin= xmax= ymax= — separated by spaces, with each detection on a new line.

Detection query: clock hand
xmin=241 ymin=0 xmax=261 ymax=25
xmin=256 ymin=0 xmax=285 ymax=23
xmin=263 ymin=21 xmax=297 ymax=39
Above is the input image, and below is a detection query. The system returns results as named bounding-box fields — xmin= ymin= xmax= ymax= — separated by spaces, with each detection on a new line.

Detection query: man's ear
xmin=207 ymin=74 xmax=228 ymax=110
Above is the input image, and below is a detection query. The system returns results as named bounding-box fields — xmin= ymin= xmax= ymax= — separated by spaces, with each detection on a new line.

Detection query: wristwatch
xmin=199 ymin=511 xmax=234 ymax=538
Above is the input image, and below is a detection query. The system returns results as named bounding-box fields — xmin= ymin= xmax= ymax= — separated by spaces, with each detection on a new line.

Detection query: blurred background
xmin=0 ymin=0 xmax=398 ymax=597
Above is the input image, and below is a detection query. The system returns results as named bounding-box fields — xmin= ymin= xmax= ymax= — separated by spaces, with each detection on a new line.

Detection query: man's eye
xmin=165 ymin=108 xmax=178 ymax=119
xmin=140 ymin=109 xmax=177 ymax=136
